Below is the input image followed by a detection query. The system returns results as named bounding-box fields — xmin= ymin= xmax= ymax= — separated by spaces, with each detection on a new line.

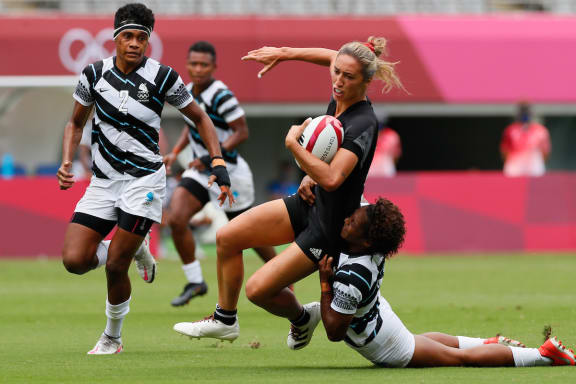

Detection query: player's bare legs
xmin=215 ymin=199 xmax=295 ymax=310
xmin=420 ymin=332 xmax=460 ymax=348
xmin=253 ymin=246 xmax=277 ymax=262
xmin=168 ymin=186 xmax=204 ymax=265
xmin=245 ymin=244 xmax=318 ymax=350
xmin=61 ymin=223 xmax=104 ymax=274
xmin=421 ymin=332 xmax=526 ymax=349
xmin=86 ymin=228 xmax=146 ymax=355
xmin=245 ymin=244 xmax=315 ymax=319
xmin=105 ymin=228 xmax=144 ymax=304
xmin=168 ymin=187 xmax=210 ymax=306
xmin=252 ymin=245 xmax=287 ymax=290
xmin=408 ymin=335 xmax=515 ymax=367
xmin=408 ymin=334 xmax=565 ymax=367
xmin=173 ymin=199 xmax=295 ymax=341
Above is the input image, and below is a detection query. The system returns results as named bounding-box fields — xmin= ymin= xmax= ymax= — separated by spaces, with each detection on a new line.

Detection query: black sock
xmin=291 ymin=307 xmax=310 ymax=326
xmin=214 ymin=304 xmax=237 ymax=325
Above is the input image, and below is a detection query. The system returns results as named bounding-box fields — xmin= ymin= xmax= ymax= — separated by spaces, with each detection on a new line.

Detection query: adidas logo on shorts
xmin=309 ymin=248 xmax=323 ymax=259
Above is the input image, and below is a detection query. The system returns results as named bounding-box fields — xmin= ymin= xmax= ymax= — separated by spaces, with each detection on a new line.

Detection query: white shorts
xmin=181 ymin=156 xmax=254 ymax=213
xmin=350 ymin=298 xmax=415 ymax=368
xmin=75 ymin=166 xmax=166 ymax=223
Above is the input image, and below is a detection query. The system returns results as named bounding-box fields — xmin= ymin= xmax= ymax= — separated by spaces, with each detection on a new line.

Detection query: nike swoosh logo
xmin=97 ymin=88 xmax=110 ymax=93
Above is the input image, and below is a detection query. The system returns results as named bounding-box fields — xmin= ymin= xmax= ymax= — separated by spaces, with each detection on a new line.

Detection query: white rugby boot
xmin=87 ymin=333 xmax=123 ymax=355
xmin=174 ymin=315 xmax=239 ymax=342
xmin=133 ymin=231 xmax=156 ymax=283
xmin=287 ymin=302 xmax=321 ymax=350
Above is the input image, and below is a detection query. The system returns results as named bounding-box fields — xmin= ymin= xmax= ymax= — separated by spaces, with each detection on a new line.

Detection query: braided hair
xmin=365 ymin=197 xmax=406 ymax=258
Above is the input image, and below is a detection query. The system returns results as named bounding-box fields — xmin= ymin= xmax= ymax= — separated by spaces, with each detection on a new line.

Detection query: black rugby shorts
xmin=283 ymin=194 xmax=334 ymax=263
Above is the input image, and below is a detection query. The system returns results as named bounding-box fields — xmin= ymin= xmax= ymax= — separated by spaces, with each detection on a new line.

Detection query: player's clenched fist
xmin=207 ymin=158 xmax=234 ymax=207
xmin=57 ymin=161 xmax=75 ymax=190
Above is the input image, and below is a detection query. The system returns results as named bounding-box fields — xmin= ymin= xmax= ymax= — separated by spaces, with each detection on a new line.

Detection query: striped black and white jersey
xmin=182 ymin=80 xmax=245 ymax=164
xmin=331 ymin=252 xmax=387 ymax=348
xmin=73 ymin=56 xmax=193 ymax=180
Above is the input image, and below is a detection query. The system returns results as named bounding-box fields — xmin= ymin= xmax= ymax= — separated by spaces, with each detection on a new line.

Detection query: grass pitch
xmin=1 ymin=250 xmax=576 ymax=383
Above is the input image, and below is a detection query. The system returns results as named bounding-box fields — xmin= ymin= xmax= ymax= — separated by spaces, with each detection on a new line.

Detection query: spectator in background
xmin=368 ymin=120 xmax=401 ymax=178
xmin=500 ymin=102 xmax=551 ymax=177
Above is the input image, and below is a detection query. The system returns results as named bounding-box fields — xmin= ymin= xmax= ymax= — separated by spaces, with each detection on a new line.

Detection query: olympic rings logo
xmin=59 ymin=28 xmax=163 ymax=73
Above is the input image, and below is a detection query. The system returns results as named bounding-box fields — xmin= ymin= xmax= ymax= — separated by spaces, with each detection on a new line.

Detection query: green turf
xmin=1 ymin=250 xmax=575 ymax=383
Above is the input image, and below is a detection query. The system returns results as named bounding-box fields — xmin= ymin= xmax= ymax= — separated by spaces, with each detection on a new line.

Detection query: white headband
xmin=113 ymin=23 xmax=152 ymax=39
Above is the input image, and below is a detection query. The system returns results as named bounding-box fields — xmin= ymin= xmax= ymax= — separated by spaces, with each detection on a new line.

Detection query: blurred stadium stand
xmin=0 ymin=162 xmax=27 ymax=176
xmin=34 ymin=163 xmax=60 ymax=176
xmin=2 ymin=0 xmax=576 ymax=14
xmin=13 ymin=163 xmax=27 ymax=175
xmin=1 ymin=1 xmax=576 ymax=255
xmin=1 ymin=10 xmax=576 ymax=197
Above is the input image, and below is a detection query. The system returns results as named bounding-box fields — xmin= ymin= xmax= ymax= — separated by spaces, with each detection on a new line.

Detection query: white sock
xmin=510 ymin=347 xmax=552 ymax=367
xmin=182 ymin=260 xmax=203 ymax=284
xmin=105 ymin=297 xmax=131 ymax=339
xmin=457 ymin=336 xmax=486 ymax=349
xmin=96 ymin=240 xmax=110 ymax=268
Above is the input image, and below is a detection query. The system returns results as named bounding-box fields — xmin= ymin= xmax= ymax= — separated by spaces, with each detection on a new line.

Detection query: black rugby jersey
xmin=73 ymin=56 xmax=193 ymax=180
xmin=310 ymin=98 xmax=378 ymax=247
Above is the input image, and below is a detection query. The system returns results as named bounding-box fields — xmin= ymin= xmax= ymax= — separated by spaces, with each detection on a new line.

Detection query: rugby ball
xmin=297 ymin=115 xmax=343 ymax=167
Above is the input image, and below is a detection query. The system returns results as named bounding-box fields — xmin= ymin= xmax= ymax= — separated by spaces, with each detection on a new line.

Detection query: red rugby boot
xmin=538 ymin=337 xmax=575 ymax=366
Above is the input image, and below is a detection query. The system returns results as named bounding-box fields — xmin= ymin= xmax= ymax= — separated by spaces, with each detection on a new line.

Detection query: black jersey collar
xmin=329 ymin=97 xmax=371 ymax=118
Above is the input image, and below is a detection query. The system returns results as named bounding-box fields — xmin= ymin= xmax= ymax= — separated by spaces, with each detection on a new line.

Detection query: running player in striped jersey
xmin=163 ymin=41 xmax=276 ymax=307
xmin=300 ymin=198 xmax=575 ymax=367
xmin=56 ymin=3 xmax=232 ymax=355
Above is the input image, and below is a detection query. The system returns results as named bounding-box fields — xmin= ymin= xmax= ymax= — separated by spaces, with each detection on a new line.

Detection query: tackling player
xmin=306 ymin=198 xmax=575 ymax=368
xmin=57 ymin=3 xmax=232 ymax=355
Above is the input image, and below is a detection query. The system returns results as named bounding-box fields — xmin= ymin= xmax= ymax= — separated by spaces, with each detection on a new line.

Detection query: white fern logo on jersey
xmin=138 ymin=83 xmax=149 ymax=102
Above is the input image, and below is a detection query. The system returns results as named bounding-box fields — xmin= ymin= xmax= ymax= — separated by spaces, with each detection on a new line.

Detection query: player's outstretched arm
xmin=58 ymin=102 xmax=92 ymax=190
xmin=179 ymin=100 xmax=234 ymax=206
xmin=242 ymin=47 xmax=337 ymax=78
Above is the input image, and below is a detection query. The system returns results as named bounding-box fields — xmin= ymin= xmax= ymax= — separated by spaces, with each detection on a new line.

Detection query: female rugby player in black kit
xmin=173 ymin=37 xmax=404 ymax=345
